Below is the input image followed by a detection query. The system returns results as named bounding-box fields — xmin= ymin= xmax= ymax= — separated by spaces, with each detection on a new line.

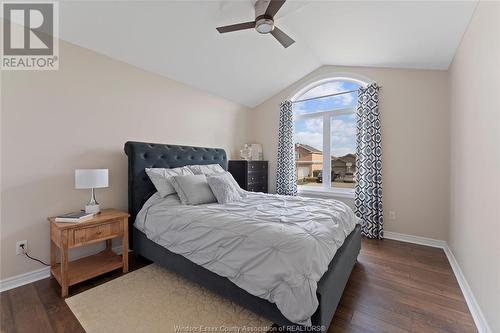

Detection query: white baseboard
xmin=0 ymin=266 xmax=51 ymax=292
xmin=443 ymin=246 xmax=493 ymax=333
xmin=0 ymin=245 xmax=126 ymax=293
xmin=384 ymin=231 xmax=447 ymax=248
xmin=384 ymin=231 xmax=491 ymax=333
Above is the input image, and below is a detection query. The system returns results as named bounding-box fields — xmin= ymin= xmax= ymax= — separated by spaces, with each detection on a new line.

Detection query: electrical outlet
xmin=16 ymin=240 xmax=27 ymax=255
xmin=388 ymin=211 xmax=396 ymax=220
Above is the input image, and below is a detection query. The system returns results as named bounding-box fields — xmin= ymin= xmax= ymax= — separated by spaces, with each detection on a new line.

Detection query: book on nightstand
xmin=54 ymin=211 xmax=94 ymax=223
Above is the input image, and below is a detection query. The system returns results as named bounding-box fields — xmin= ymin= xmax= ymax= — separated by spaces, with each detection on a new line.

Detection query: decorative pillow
xmin=170 ymin=174 xmax=217 ymax=205
xmin=219 ymin=171 xmax=246 ymax=196
xmin=145 ymin=167 xmax=194 ymax=197
xmin=188 ymin=164 xmax=225 ymax=176
xmin=226 ymin=172 xmax=246 ymax=195
xmin=207 ymin=172 xmax=243 ymax=204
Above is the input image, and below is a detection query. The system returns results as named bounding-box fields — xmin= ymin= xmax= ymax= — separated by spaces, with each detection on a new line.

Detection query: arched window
xmin=292 ymin=77 xmax=368 ymax=193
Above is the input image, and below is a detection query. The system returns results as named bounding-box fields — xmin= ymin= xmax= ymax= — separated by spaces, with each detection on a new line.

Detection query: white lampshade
xmin=75 ymin=169 xmax=109 ymax=189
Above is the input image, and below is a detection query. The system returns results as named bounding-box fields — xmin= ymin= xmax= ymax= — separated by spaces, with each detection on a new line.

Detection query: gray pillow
xmin=188 ymin=164 xmax=225 ymax=175
xmin=145 ymin=167 xmax=194 ymax=197
xmin=207 ymin=172 xmax=244 ymax=204
xmin=170 ymin=174 xmax=217 ymax=205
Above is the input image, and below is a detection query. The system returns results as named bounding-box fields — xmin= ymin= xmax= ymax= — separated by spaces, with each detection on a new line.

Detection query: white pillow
xmin=212 ymin=171 xmax=244 ymax=194
xmin=207 ymin=172 xmax=243 ymax=204
xmin=145 ymin=167 xmax=194 ymax=197
xmin=188 ymin=164 xmax=225 ymax=175
xmin=170 ymin=174 xmax=217 ymax=205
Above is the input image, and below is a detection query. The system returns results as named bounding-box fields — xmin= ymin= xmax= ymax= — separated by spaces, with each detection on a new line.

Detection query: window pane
xmin=294 ymin=118 xmax=323 ymax=187
xmin=331 ymin=113 xmax=357 ymax=189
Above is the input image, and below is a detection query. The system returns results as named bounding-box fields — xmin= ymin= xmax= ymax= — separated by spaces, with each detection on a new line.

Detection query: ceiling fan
xmin=216 ymin=0 xmax=295 ymax=48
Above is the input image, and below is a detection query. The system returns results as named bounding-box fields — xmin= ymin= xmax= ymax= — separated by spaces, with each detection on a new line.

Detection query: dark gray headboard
xmin=124 ymin=141 xmax=228 ymax=247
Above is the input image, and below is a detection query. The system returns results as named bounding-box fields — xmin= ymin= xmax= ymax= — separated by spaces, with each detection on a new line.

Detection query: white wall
xmin=249 ymin=66 xmax=450 ymax=240
xmin=0 ymin=41 xmax=249 ymax=280
xmin=448 ymin=2 xmax=500 ymax=332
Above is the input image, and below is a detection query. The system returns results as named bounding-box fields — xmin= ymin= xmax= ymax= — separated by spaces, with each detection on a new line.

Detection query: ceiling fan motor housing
xmin=255 ymin=15 xmax=274 ymax=34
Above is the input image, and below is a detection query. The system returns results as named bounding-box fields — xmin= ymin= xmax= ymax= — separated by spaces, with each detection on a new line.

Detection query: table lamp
xmin=75 ymin=169 xmax=109 ymax=214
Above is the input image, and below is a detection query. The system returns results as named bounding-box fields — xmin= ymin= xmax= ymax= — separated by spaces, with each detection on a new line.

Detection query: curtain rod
xmin=292 ymin=85 xmax=382 ymax=104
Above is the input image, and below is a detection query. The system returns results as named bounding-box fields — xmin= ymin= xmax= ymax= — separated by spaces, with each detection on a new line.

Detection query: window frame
xmin=294 ymin=107 xmax=357 ymax=197
xmin=290 ymin=74 xmax=374 ymax=199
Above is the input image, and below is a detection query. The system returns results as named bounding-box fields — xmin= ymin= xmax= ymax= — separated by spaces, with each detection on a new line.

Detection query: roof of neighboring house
xmin=332 ymin=153 xmax=356 ymax=164
xmin=295 ymin=143 xmax=322 ymax=154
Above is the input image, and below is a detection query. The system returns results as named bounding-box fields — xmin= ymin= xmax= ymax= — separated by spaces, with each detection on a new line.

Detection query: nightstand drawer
xmin=71 ymin=220 xmax=122 ymax=247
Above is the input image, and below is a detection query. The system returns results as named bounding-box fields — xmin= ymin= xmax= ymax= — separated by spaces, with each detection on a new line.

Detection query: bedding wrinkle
xmin=134 ymin=192 xmax=359 ymax=325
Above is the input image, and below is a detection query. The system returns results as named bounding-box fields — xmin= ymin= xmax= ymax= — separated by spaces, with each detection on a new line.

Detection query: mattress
xmin=135 ymin=191 xmax=359 ymax=325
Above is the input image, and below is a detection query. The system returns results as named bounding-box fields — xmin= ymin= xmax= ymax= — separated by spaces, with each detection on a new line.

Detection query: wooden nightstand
xmin=48 ymin=209 xmax=129 ymax=297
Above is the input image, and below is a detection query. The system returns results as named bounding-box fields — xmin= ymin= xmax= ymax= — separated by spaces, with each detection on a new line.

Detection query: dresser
xmin=228 ymin=160 xmax=268 ymax=193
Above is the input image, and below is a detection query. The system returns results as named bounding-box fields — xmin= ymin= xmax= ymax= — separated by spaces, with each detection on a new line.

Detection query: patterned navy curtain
xmin=276 ymin=100 xmax=297 ymax=196
xmin=355 ymin=83 xmax=383 ymax=239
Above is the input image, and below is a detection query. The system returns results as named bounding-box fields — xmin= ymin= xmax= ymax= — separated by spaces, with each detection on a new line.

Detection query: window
xmin=293 ymin=79 xmax=361 ymax=191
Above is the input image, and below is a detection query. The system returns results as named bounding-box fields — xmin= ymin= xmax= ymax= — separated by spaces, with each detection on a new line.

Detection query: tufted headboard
xmin=124 ymin=141 xmax=228 ymax=247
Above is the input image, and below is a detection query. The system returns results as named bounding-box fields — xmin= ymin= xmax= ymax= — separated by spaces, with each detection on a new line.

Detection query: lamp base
xmin=85 ymin=204 xmax=100 ymax=214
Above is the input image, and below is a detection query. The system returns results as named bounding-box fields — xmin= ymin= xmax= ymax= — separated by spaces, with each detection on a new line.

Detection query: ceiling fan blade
xmin=265 ymin=0 xmax=286 ymax=17
xmin=270 ymin=26 xmax=295 ymax=48
xmin=216 ymin=21 xmax=255 ymax=33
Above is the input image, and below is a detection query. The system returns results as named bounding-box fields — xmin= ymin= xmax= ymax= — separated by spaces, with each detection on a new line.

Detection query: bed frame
xmin=124 ymin=141 xmax=361 ymax=329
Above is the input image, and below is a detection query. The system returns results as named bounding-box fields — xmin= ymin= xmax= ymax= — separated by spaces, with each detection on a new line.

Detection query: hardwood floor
xmin=330 ymin=239 xmax=477 ymax=333
xmin=0 ymin=239 xmax=477 ymax=333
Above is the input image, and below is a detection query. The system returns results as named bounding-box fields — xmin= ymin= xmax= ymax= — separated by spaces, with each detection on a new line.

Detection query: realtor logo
xmin=1 ymin=2 xmax=59 ymax=70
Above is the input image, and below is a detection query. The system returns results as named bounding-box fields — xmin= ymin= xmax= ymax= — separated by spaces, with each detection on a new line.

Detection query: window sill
xmin=298 ymin=186 xmax=355 ymax=199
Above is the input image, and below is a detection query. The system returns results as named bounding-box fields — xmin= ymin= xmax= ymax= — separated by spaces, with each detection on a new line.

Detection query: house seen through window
xmin=293 ymin=79 xmax=361 ymax=190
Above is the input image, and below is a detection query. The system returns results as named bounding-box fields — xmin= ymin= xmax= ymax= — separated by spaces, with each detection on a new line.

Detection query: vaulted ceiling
xmin=59 ymin=1 xmax=477 ymax=107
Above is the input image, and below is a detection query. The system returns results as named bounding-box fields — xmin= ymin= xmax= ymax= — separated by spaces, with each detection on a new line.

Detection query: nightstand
xmin=48 ymin=209 xmax=129 ymax=297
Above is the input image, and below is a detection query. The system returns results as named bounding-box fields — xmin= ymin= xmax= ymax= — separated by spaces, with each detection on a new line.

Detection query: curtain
xmin=355 ymin=83 xmax=384 ymax=239
xmin=276 ymin=100 xmax=297 ymax=196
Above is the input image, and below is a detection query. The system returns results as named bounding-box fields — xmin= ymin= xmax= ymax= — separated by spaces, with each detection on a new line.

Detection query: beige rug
xmin=66 ymin=264 xmax=272 ymax=333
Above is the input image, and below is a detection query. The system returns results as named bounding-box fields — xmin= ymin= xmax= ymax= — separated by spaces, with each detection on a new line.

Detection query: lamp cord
xmin=20 ymin=244 xmax=50 ymax=266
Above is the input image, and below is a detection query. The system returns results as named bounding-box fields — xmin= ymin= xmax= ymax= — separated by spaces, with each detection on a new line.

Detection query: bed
xmin=124 ymin=141 xmax=361 ymax=330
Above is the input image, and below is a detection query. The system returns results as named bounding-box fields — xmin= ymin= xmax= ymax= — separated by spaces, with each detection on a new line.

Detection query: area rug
xmin=65 ymin=264 xmax=272 ymax=333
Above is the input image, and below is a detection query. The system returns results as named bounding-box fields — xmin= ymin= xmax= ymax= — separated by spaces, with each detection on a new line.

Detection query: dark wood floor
xmin=1 ymin=239 xmax=478 ymax=333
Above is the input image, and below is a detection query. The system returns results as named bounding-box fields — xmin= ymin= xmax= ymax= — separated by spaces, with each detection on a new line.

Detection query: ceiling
xmin=58 ymin=1 xmax=477 ymax=107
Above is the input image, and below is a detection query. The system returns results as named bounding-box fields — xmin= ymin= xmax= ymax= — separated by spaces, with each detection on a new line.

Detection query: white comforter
xmin=135 ymin=191 xmax=359 ymax=325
